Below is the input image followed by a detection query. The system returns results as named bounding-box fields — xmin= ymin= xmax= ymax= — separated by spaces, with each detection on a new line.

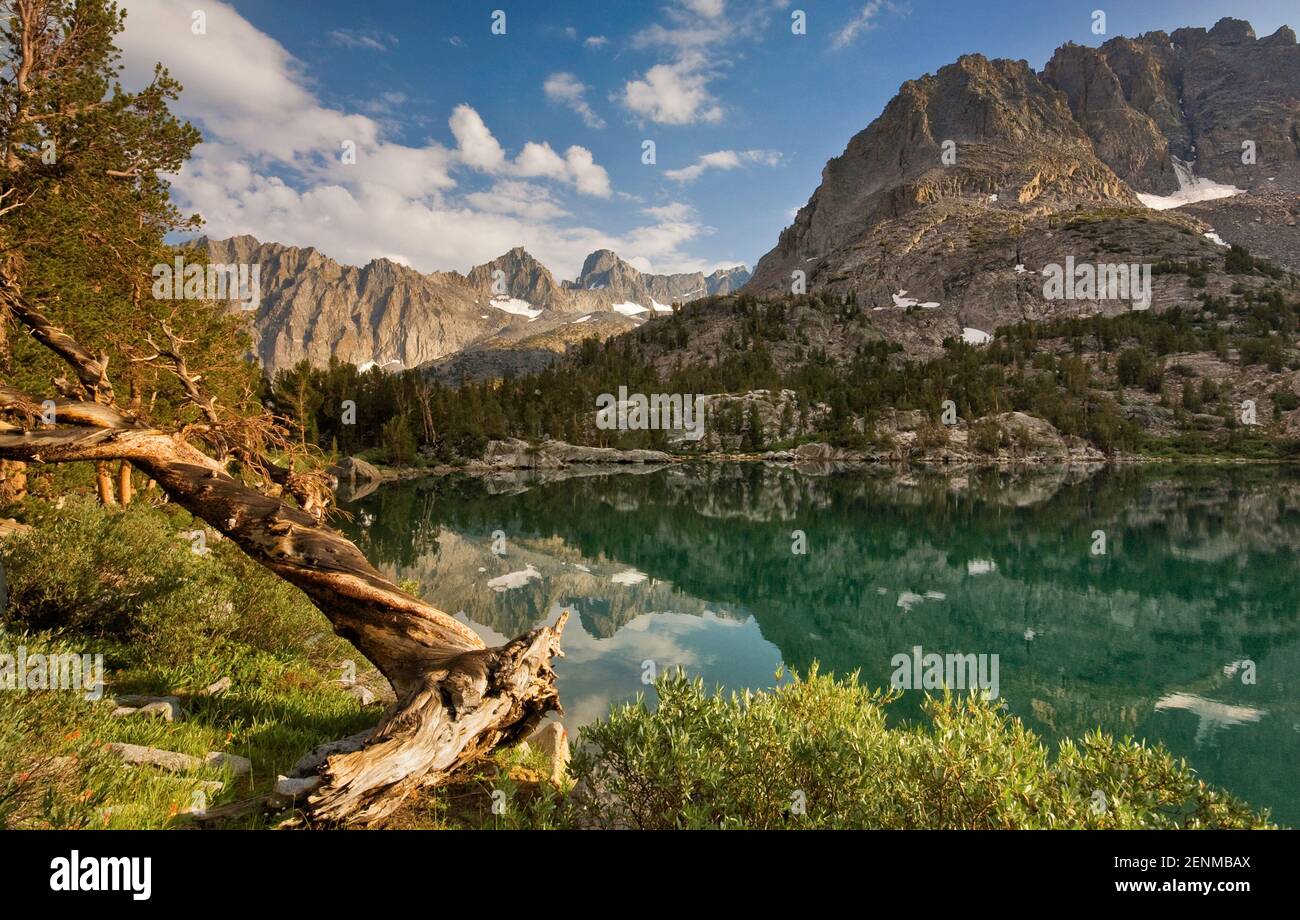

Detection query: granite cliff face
xmin=201 ymin=237 xmax=747 ymax=376
xmin=747 ymin=53 xmax=1138 ymax=303
xmin=1043 ymin=20 xmax=1300 ymax=192
xmin=745 ymin=18 xmax=1300 ymax=348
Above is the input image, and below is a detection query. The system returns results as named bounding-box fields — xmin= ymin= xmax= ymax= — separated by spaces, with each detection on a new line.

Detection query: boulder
xmin=204 ymin=752 xmax=253 ymax=777
xmin=526 ymin=722 xmax=571 ymax=785
xmin=200 ymin=676 xmax=232 ymax=696
xmin=111 ymin=700 xmax=182 ymax=722
xmin=105 ymin=743 xmax=201 ymax=773
xmin=328 ymin=456 xmax=383 ymax=484
xmin=270 ymin=774 xmax=323 ymax=808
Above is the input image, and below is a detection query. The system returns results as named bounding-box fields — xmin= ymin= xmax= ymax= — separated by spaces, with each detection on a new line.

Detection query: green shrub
xmin=568 ymin=669 xmax=1273 ymax=829
xmin=1 ymin=498 xmax=322 ymax=666
xmin=970 ymin=418 xmax=1005 ymax=455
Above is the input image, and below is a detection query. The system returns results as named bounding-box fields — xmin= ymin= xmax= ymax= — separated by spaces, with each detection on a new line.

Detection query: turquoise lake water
xmin=340 ymin=463 xmax=1299 ymax=825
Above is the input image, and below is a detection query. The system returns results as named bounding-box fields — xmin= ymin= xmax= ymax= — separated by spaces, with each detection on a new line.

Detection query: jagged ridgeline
xmin=210 ymin=18 xmax=1297 ymax=390
xmin=198 ymin=236 xmax=747 ymax=378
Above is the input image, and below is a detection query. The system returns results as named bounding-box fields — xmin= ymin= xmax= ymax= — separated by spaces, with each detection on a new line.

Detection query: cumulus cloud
xmin=544 ymin=72 xmax=606 ymax=129
xmin=664 ymin=149 xmax=782 ymax=183
xmin=449 ymin=104 xmax=507 ymax=172
xmin=584 ymin=35 xmax=609 ymax=48
xmin=681 ymin=0 xmax=726 ymax=18
xmin=113 ymin=0 xmax=660 ymax=278
xmin=465 ymin=181 xmax=570 ymax=221
xmin=642 ymin=202 xmax=695 ymax=221
xmin=621 ymin=52 xmax=723 ymax=126
xmin=619 ymin=0 xmax=786 ymax=125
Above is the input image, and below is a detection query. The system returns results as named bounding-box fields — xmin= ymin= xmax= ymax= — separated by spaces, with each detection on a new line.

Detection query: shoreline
xmin=365 ymin=450 xmax=1299 ymax=482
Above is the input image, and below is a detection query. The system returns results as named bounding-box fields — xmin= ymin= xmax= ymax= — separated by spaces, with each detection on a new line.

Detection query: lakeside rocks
xmin=472 ymin=438 xmax=671 ymax=470
xmin=763 ymin=411 xmax=1106 ymax=466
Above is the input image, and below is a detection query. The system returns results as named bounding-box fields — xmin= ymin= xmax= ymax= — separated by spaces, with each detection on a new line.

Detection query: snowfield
xmin=357 ymin=358 xmax=403 ymax=373
xmin=889 ymin=290 xmax=941 ymax=310
xmin=1136 ymin=158 xmax=1243 ymax=210
xmin=490 ymin=297 xmax=543 ymax=319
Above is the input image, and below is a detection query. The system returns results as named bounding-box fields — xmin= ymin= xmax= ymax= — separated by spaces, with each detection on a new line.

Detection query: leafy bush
xmin=1 ymin=498 xmax=322 ymax=665
xmin=970 ymin=418 xmax=1005 ymax=455
xmin=568 ymin=669 xmax=1273 ymax=829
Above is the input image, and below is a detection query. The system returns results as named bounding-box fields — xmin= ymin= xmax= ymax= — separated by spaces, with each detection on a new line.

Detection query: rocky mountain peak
xmin=466 ymin=247 xmax=562 ymax=304
xmin=1045 ymin=18 xmax=1300 ymax=192
xmin=579 ymin=249 xmax=622 ymax=278
xmin=748 ymin=47 xmax=1134 ymax=296
xmin=1206 ymin=17 xmax=1256 ymax=44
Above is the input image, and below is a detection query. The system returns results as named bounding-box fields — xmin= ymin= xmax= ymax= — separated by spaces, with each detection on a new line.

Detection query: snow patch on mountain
xmin=1136 ymin=158 xmax=1243 ymax=210
xmin=491 ymin=297 xmax=543 ymax=319
xmin=888 ymin=290 xmax=941 ymax=310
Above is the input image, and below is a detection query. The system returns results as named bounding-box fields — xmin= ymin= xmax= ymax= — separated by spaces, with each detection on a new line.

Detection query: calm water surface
xmin=340 ymin=463 xmax=1300 ymax=825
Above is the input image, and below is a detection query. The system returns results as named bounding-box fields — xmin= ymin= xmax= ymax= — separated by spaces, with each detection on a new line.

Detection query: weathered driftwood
xmin=0 ymin=288 xmax=567 ymax=825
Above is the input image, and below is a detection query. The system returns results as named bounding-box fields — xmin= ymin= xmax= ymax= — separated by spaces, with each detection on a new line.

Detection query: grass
xmin=0 ymin=497 xmax=377 ymax=829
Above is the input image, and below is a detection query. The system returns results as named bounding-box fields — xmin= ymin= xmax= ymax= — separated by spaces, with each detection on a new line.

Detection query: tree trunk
xmin=94 ymin=460 xmax=116 ymax=505
xmin=0 ymin=396 xmax=568 ymax=824
xmin=117 ymin=459 xmax=132 ymax=506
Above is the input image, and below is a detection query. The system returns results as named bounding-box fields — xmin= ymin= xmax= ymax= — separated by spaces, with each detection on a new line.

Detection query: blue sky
xmin=117 ymin=0 xmax=1297 ymax=280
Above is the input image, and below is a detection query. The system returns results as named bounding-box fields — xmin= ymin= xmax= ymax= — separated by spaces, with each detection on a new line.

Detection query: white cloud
xmin=113 ymin=0 xmax=662 ymax=280
xmin=544 ymin=72 xmax=605 ymax=129
xmin=329 ymin=29 xmax=396 ymax=52
xmin=465 ymin=181 xmax=570 ymax=221
xmin=832 ymin=0 xmax=901 ymax=50
xmin=449 ymin=104 xmax=508 ymax=172
xmin=584 ymin=35 xmax=609 ymax=48
xmin=682 ymin=0 xmax=726 ymax=18
xmin=642 ymin=202 xmax=694 ymax=221
xmin=620 ymin=1 xmax=784 ymax=125
xmin=564 ymin=146 xmax=612 ymax=198
xmin=621 ymin=52 xmax=723 ymax=126
xmin=664 ymin=149 xmax=782 ymax=183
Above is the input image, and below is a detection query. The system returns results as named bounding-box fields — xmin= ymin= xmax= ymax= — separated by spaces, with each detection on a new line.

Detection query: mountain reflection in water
xmin=339 ymin=462 xmax=1300 ymax=825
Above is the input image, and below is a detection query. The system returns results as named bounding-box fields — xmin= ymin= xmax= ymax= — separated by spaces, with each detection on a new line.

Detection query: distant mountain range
xmin=208 ymin=17 xmax=1298 ymax=381
xmin=199 ymin=235 xmax=747 ymax=376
